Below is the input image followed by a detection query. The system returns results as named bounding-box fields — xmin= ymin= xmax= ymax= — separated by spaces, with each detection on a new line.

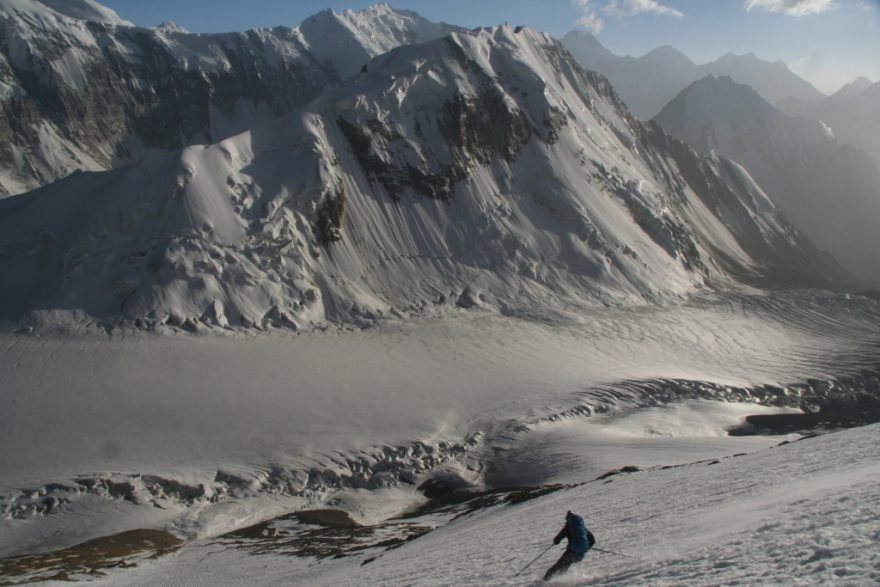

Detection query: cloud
xmin=571 ymin=0 xmax=682 ymax=32
xmin=572 ymin=0 xmax=605 ymax=32
xmin=577 ymin=11 xmax=605 ymax=32
xmin=744 ymin=0 xmax=835 ymax=16
xmin=604 ymin=0 xmax=684 ymax=18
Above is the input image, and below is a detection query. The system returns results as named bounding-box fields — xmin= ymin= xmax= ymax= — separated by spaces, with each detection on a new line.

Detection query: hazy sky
xmin=102 ymin=0 xmax=880 ymax=94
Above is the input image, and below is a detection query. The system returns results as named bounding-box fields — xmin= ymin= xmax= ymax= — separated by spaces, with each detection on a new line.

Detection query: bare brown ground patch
xmin=0 ymin=529 xmax=183 ymax=584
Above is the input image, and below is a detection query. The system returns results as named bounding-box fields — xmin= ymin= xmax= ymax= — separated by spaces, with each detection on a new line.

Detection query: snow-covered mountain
xmin=562 ymin=30 xmax=825 ymax=120
xmin=0 ymin=0 xmax=460 ymax=196
xmin=0 ymin=25 xmax=841 ymax=333
xmin=778 ymin=78 xmax=880 ymax=165
xmin=654 ymin=75 xmax=880 ymax=282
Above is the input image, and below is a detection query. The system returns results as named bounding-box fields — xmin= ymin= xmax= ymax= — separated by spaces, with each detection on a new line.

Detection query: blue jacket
xmin=553 ymin=512 xmax=592 ymax=555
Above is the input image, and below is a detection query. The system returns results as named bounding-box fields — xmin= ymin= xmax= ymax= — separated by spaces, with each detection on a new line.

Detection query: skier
xmin=543 ymin=510 xmax=595 ymax=580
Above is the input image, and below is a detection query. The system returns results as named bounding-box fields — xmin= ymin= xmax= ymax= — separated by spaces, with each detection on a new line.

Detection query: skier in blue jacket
xmin=544 ymin=510 xmax=595 ymax=580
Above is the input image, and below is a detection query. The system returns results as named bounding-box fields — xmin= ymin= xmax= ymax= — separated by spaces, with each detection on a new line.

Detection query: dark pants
xmin=543 ymin=550 xmax=585 ymax=580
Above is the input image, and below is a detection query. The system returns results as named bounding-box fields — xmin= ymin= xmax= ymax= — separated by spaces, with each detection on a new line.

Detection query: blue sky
xmin=102 ymin=0 xmax=880 ymax=94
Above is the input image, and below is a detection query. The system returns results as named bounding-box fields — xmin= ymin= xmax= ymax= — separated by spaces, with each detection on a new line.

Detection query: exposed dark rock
xmin=439 ymin=86 xmax=533 ymax=170
xmin=596 ymin=466 xmax=640 ymax=481
xmin=315 ymin=189 xmax=346 ymax=245
xmin=337 ymin=115 xmax=459 ymax=201
xmin=729 ymin=397 xmax=880 ymax=436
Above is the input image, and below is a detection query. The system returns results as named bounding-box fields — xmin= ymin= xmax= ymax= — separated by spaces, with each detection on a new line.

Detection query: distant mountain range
xmin=0 ymin=0 xmax=461 ymax=196
xmin=561 ymin=30 xmax=825 ymax=120
xmin=777 ymin=77 xmax=880 ymax=164
xmin=654 ymin=75 xmax=880 ymax=281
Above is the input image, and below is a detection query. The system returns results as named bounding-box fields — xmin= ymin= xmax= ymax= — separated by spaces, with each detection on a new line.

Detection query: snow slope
xmin=654 ymin=75 xmax=880 ymax=282
xmin=0 ymin=26 xmax=839 ymax=334
xmin=302 ymin=422 xmax=880 ymax=586
xmin=35 ymin=416 xmax=880 ymax=585
xmin=34 ymin=0 xmax=132 ymax=26
xmin=0 ymin=1 xmax=460 ymax=196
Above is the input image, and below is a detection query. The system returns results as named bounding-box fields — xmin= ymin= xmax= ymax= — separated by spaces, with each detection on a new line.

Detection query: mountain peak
xmin=354 ymin=2 xmax=395 ymax=15
xmin=703 ymin=51 xmax=825 ymax=104
xmin=830 ymin=76 xmax=873 ymax=101
xmin=642 ymin=45 xmax=693 ymax=64
xmin=297 ymin=3 xmax=462 ymax=79
xmin=662 ymin=74 xmax=769 ymax=119
xmin=562 ymin=29 xmax=603 ymax=45
xmin=156 ymin=21 xmax=188 ymax=34
xmin=560 ymin=29 xmax=619 ymax=70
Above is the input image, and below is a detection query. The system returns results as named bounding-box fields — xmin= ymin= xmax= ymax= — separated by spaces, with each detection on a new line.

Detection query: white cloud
xmin=604 ymin=0 xmax=684 ymax=18
xmin=744 ymin=0 xmax=835 ymax=16
xmin=572 ymin=0 xmax=605 ymax=32
xmin=571 ymin=0 xmax=682 ymax=32
xmin=577 ymin=11 xmax=606 ymax=32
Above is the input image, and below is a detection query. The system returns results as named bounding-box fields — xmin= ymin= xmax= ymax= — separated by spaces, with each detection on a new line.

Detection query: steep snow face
xmin=34 ymin=0 xmax=133 ymax=26
xmin=0 ymin=26 xmax=836 ymax=332
xmin=0 ymin=1 xmax=460 ymax=197
xmin=654 ymin=75 xmax=880 ymax=282
xmin=561 ymin=31 xmax=825 ymax=120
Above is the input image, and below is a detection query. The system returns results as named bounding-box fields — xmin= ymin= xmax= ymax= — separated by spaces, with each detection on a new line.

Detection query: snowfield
xmin=61 ymin=418 xmax=880 ymax=586
xmin=346 ymin=422 xmax=880 ymax=587
xmin=1 ymin=290 xmax=879 ymax=584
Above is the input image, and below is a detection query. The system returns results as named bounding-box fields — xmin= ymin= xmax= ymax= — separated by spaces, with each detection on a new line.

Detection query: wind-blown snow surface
xmin=2 ymin=290 xmax=879 ymax=572
xmin=83 ymin=422 xmax=880 ymax=586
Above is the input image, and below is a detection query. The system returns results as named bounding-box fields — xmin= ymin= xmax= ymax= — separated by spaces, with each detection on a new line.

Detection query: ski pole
xmin=592 ymin=547 xmax=633 ymax=558
xmin=514 ymin=544 xmax=556 ymax=576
